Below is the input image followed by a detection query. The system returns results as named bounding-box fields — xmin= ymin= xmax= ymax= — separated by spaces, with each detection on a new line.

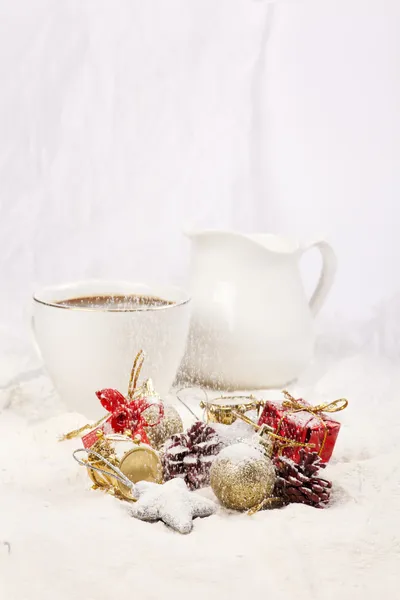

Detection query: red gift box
xmin=258 ymin=393 xmax=347 ymax=463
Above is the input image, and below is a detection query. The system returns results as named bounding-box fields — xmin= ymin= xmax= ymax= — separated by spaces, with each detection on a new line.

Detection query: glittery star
xmin=129 ymin=478 xmax=216 ymax=534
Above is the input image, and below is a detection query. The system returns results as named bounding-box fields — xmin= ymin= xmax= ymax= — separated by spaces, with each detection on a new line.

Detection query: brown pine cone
xmin=274 ymin=449 xmax=332 ymax=509
xmin=162 ymin=421 xmax=222 ymax=490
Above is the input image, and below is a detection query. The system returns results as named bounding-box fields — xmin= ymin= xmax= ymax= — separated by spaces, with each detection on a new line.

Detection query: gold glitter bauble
xmin=87 ymin=436 xmax=119 ymax=489
xmin=143 ymin=404 xmax=183 ymax=450
xmin=210 ymin=443 xmax=276 ymax=511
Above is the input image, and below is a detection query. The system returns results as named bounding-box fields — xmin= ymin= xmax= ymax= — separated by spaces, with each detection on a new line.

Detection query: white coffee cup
xmin=32 ymin=281 xmax=191 ymax=418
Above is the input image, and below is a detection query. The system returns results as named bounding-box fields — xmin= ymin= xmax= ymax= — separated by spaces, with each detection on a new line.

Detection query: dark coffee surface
xmin=56 ymin=294 xmax=174 ymax=310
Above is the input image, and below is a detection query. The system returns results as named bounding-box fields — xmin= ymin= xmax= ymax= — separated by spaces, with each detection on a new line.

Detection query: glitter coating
xmin=210 ymin=443 xmax=276 ymax=511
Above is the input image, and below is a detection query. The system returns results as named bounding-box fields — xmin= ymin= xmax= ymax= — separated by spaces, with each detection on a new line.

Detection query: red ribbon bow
xmin=95 ymin=388 xmax=164 ymax=445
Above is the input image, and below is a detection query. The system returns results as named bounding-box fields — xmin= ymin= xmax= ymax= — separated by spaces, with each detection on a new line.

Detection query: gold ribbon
xmin=127 ymin=350 xmax=145 ymax=400
xmin=281 ymin=391 xmax=348 ymax=415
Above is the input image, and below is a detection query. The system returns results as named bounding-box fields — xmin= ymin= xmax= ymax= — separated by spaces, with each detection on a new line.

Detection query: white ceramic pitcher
xmin=181 ymin=230 xmax=337 ymax=389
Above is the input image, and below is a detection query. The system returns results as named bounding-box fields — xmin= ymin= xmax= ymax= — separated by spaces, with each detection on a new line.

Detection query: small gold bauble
xmin=143 ymin=404 xmax=184 ymax=450
xmin=210 ymin=443 xmax=276 ymax=511
xmin=200 ymin=396 xmax=264 ymax=426
xmin=117 ymin=444 xmax=163 ymax=499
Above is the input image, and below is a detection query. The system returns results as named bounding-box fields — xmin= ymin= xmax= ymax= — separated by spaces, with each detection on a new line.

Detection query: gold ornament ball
xmin=87 ymin=435 xmax=119 ymax=489
xmin=210 ymin=443 xmax=276 ymax=511
xmin=143 ymin=403 xmax=184 ymax=450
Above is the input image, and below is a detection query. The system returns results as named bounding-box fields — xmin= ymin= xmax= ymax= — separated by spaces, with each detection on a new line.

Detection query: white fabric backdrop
xmin=0 ymin=0 xmax=399 ymax=343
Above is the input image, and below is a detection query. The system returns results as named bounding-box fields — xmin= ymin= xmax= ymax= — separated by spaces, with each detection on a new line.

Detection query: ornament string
xmin=73 ymin=448 xmax=139 ymax=500
xmin=175 ymin=387 xmax=208 ymax=421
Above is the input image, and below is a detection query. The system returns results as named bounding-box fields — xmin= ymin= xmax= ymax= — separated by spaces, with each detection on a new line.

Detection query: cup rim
xmin=33 ymin=280 xmax=191 ymax=313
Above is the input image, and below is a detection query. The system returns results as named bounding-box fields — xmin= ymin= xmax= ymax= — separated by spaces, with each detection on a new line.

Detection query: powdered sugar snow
xmin=0 ymin=314 xmax=400 ymax=600
xmin=215 ymin=442 xmax=265 ymax=465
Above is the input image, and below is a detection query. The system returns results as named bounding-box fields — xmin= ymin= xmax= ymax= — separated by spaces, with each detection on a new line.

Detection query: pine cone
xmin=273 ymin=449 xmax=332 ymax=509
xmin=162 ymin=421 xmax=222 ymax=490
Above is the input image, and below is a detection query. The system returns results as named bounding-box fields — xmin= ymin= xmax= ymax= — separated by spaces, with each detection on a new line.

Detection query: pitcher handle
xmin=302 ymin=239 xmax=337 ymax=317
